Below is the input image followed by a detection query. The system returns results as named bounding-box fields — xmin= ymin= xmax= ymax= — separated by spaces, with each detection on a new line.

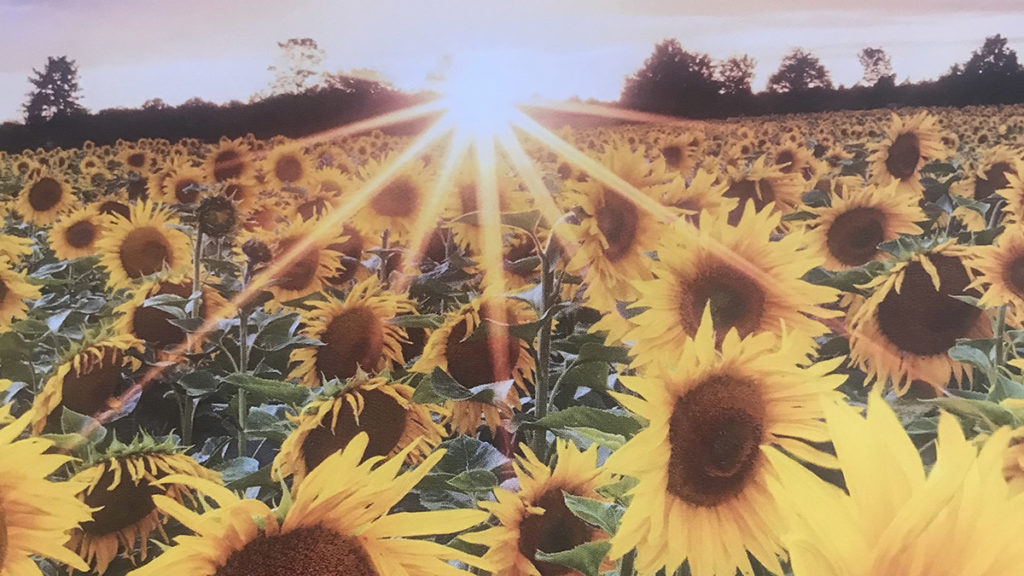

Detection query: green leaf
xmin=989 ymin=374 xmax=1024 ymax=402
xmin=435 ymin=435 xmax=509 ymax=474
xmin=428 ymin=368 xmax=474 ymax=401
xmin=388 ymin=314 xmax=445 ymax=329
xmin=930 ymin=397 xmax=1020 ymax=430
xmin=225 ymin=465 xmax=274 ymax=491
xmin=551 ymin=427 xmax=628 ymax=449
xmin=447 ymin=469 xmax=499 ymax=492
xmin=576 ymin=342 xmax=631 ymax=365
xmin=948 ymin=343 xmax=992 ymax=371
xmin=534 ymin=541 xmax=611 ymax=576
xmin=60 ymin=408 xmax=107 ymax=444
xmin=526 ymin=406 xmax=644 ymax=438
xmin=562 ymin=493 xmax=624 ymax=534
xmin=215 ymin=457 xmax=259 ymax=483
xmin=596 ymin=476 xmax=638 ymax=500
xmin=222 ymin=373 xmax=310 ymax=404
xmin=177 ymin=371 xmax=220 ymax=397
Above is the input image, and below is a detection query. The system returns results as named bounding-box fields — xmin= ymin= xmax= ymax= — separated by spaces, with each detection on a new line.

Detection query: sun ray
xmin=91 ymin=116 xmax=455 ymax=432
xmin=526 ymin=100 xmax=707 ymax=128
xmin=494 ymin=125 xmax=572 ymax=244
xmin=292 ymin=99 xmax=446 ymax=148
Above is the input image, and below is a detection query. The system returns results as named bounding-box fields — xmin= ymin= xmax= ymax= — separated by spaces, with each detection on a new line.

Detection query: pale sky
xmin=1 ymin=0 xmax=1023 ymax=122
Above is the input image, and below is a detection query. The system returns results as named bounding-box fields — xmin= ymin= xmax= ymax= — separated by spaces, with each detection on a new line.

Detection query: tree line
xmin=3 ymin=34 xmax=1023 ymax=152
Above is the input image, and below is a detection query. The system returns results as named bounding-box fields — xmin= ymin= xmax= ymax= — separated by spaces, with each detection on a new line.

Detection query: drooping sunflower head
xmin=127 ymin=434 xmax=490 ymax=576
xmin=868 ymin=111 xmax=950 ymax=195
xmin=69 ymin=436 xmax=220 ymax=574
xmin=156 ymin=164 xmax=208 ymax=205
xmin=772 ymin=142 xmax=826 ymax=184
xmin=252 ymin=217 xmax=342 ymax=305
xmin=628 ymin=206 xmax=837 ymax=368
xmin=114 ymin=273 xmax=227 ymax=354
xmin=272 ymin=373 xmax=446 ymax=486
xmin=723 ymin=155 xmax=802 ymax=225
xmin=97 ymin=200 xmax=192 ymax=290
xmin=849 ymin=244 xmax=992 ymax=395
xmin=462 ymin=441 xmax=613 ymax=576
xmin=264 ymin=142 xmax=314 ymax=188
xmin=658 ymin=130 xmax=705 ymax=178
xmin=653 ymin=167 xmax=736 ymax=224
xmin=204 ymin=138 xmax=254 ymax=183
xmin=15 ymin=171 xmax=76 ymax=226
xmin=31 ymin=334 xmax=143 ymax=434
xmin=0 ymin=259 xmax=42 ymax=332
xmin=289 ymin=275 xmax=416 ymax=386
xmin=49 ymin=205 xmax=106 ymax=261
xmin=810 ymin=178 xmax=925 ymax=269
xmin=354 ymin=153 xmax=433 ymax=242
xmin=965 ymin=146 xmax=1022 ymax=200
xmin=413 ymin=296 xmax=537 ymax=435
xmin=607 ymin=314 xmax=844 ymax=576
xmin=0 ymin=412 xmax=93 ymax=575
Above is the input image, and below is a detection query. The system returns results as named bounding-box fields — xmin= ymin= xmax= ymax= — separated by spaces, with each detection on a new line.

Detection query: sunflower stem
xmin=993 ymin=304 xmax=1008 ymax=386
xmin=533 ymin=232 xmax=560 ymax=455
xmin=178 ymin=391 xmax=194 ymax=446
xmin=619 ymin=550 xmax=636 ymax=576
xmin=237 ymin=265 xmax=252 ymax=457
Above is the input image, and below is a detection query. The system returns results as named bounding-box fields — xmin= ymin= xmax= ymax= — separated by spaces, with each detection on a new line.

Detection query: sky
xmin=1 ymin=0 xmax=1023 ymax=122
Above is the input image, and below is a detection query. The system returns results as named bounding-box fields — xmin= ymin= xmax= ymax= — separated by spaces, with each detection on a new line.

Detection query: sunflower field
xmin=3 ymin=104 xmax=1024 ymax=576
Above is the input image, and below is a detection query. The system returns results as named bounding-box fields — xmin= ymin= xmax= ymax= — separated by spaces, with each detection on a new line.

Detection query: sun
xmin=437 ymin=51 xmax=534 ymax=140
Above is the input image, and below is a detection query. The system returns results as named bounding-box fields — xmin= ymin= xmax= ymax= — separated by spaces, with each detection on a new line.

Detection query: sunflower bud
xmin=197 ymin=195 xmax=236 ymax=238
xmin=242 ymin=239 xmax=272 ymax=269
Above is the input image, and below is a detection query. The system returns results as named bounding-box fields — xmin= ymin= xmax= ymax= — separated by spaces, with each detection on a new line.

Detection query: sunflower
xmin=68 ymin=437 xmax=220 ymax=574
xmin=413 ymin=296 xmax=537 ymax=435
xmin=118 ymin=147 xmax=153 ymax=175
xmin=606 ymin=314 xmax=844 ymax=576
xmin=289 ymin=276 xmax=415 ymax=386
xmin=722 ymin=155 xmax=802 ymax=225
xmin=264 ymin=142 xmax=313 ymax=188
xmin=324 ymin=224 xmax=372 ymax=287
xmin=15 ymin=171 xmax=76 ymax=226
xmin=562 ymin=145 xmax=669 ymax=313
xmin=868 ymin=111 xmax=950 ymax=196
xmin=204 ymin=138 xmax=253 ymax=183
xmin=654 ymin=167 xmax=736 ymax=224
xmin=255 ymin=218 xmax=343 ymax=305
xmin=353 ymin=154 xmax=433 ymax=243
xmin=272 ymin=373 xmax=445 ymax=486
xmin=772 ymin=143 xmax=826 ymax=184
xmin=114 ymin=274 xmax=228 ymax=354
xmin=157 ymin=165 xmax=208 ymax=205
xmin=49 ymin=205 xmax=106 ymax=260
xmin=963 ymin=146 xmax=1022 ymax=200
xmin=766 ymin=391 xmax=1024 ymax=576
xmin=848 ymin=244 xmax=992 ymax=395
xmin=461 ymin=441 xmax=613 ymax=576
xmin=969 ymin=228 xmax=1024 ymax=324
xmin=0 ymin=411 xmax=93 ymax=576
xmin=0 ymin=234 xmax=33 ymax=266
xmin=1000 ymin=172 xmax=1024 ymax=223
xmin=445 ymin=162 xmax=529 ymax=257
xmin=127 ymin=434 xmax=490 ymax=576
xmin=657 ymin=131 xmax=705 ymax=178
xmin=97 ymin=200 xmax=192 ymax=290
xmin=219 ymin=178 xmax=260 ymax=215
xmin=31 ymin=335 xmax=143 ymax=434
xmin=809 ymin=178 xmax=925 ymax=269
xmin=0 ymin=260 xmax=41 ymax=332
xmin=627 ymin=206 xmax=837 ymax=368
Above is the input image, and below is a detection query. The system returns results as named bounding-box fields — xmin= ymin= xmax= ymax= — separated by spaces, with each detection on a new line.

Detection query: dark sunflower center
xmin=517 ymin=488 xmax=595 ymax=576
xmin=775 ymin=150 xmax=795 ymax=172
xmin=174 ymin=178 xmax=201 ymax=204
xmin=300 ymin=389 xmax=407 ymax=473
xmin=1005 ymin=255 xmax=1024 ymax=296
xmin=275 ymin=237 xmax=320 ymax=293
xmin=314 ymin=306 xmax=385 ymax=381
xmin=682 ymin=262 xmax=766 ymax=340
xmin=666 ymin=374 xmax=766 ymax=507
xmin=223 ymin=182 xmax=246 ymax=203
xmin=825 ymin=207 xmax=886 ymax=267
xmin=213 ymin=149 xmax=244 ymax=181
xmin=65 ymin=220 xmax=98 ymax=249
xmin=724 ymin=179 xmax=775 ymax=225
xmin=885 ymin=132 xmax=921 ymax=180
xmin=132 ymin=282 xmax=195 ymax=348
xmin=119 ymin=227 xmax=172 ymax=279
xmin=595 ymin=188 xmax=640 ymax=263
xmin=60 ymin=347 xmax=126 ymax=417
xmin=275 ymin=155 xmax=304 ymax=184
xmin=80 ymin=463 xmax=160 ymax=536
xmin=975 ymin=161 xmax=1013 ymax=200
xmin=444 ymin=317 xmax=521 ymax=388
xmin=99 ymin=200 xmax=131 ymax=220
xmin=28 ymin=177 xmax=63 ymax=212
xmin=661 ymin=145 xmax=683 ymax=170
xmin=0 ymin=279 xmax=9 ymax=304
xmin=0 ymin=504 xmax=7 ymax=569
xmin=297 ymin=198 xmax=330 ymax=221
xmin=371 ymin=177 xmax=420 ymax=218
xmin=126 ymin=152 xmax=146 ymax=169
xmin=875 ymin=255 xmax=981 ymax=356
xmin=214 ymin=527 xmax=378 ymax=576
xmin=127 ymin=178 xmax=149 ymax=202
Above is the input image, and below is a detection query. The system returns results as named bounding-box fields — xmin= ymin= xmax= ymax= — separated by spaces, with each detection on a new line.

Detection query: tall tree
xmin=858 ymin=47 xmax=895 ymax=86
xmin=960 ymin=34 xmax=1023 ymax=78
xmin=265 ymin=38 xmax=326 ymax=97
xmin=716 ymin=55 xmax=756 ymax=95
xmin=766 ymin=48 xmax=834 ymax=93
xmin=621 ymin=39 xmax=720 ymax=116
xmin=23 ymin=56 xmax=85 ymax=124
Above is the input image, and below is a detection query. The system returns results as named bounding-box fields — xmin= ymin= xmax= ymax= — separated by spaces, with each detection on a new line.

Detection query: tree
xmin=322 ymin=68 xmax=395 ymax=95
xmin=264 ymin=38 xmax=326 ymax=97
xmin=716 ymin=55 xmax=756 ymax=95
xmin=23 ymin=56 xmax=85 ymax=124
xmin=858 ymin=47 xmax=895 ymax=86
xmin=766 ymin=48 xmax=834 ymax=93
xmin=960 ymin=34 xmax=1023 ymax=78
xmin=621 ymin=39 xmax=721 ymax=116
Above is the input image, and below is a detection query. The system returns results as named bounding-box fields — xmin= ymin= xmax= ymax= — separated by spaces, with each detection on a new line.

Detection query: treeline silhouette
xmin=1 ymin=86 xmax=435 ymax=153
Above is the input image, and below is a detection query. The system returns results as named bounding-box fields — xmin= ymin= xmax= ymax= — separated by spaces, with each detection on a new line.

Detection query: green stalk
xmin=619 ymin=550 xmax=635 ymax=576
xmin=993 ymin=304 xmax=1008 ymax=386
xmin=178 ymin=229 xmax=206 ymax=447
xmin=236 ymin=265 xmax=252 ymax=457
xmin=532 ymin=233 xmax=561 ymax=456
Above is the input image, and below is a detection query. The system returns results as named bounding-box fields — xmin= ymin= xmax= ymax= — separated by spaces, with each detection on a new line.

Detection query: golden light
xmin=437 ymin=52 xmax=533 ymax=141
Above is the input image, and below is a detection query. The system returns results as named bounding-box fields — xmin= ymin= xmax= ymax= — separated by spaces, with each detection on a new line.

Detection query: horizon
xmin=2 ymin=1 xmax=1023 ymax=123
